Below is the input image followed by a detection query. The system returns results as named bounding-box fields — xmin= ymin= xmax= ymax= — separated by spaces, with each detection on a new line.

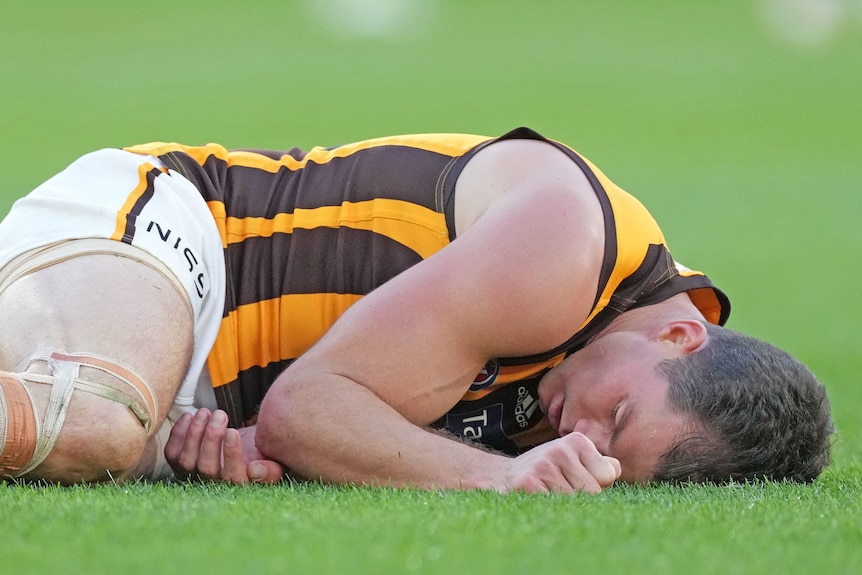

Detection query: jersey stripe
xmin=110 ymin=163 xmax=162 ymax=243
xmin=206 ymin=200 xmax=228 ymax=248
xmin=124 ymin=129 xmax=730 ymax=429
xmin=125 ymin=133 xmax=487 ymax=174
xmin=224 ymin=230 xmax=424 ymax=307
xmin=207 ymin=292 xmax=363 ymax=387
xmin=199 ymin=148 xmax=454 ymax=218
xmin=221 ymin=199 xmax=449 ymax=258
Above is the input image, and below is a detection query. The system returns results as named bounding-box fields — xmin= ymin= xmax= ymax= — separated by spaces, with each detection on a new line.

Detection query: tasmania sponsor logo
xmin=444 ymin=404 xmax=504 ymax=443
xmin=469 ymin=358 xmax=499 ymax=391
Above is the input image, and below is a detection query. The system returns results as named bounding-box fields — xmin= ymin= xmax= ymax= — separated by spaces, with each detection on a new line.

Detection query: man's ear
xmin=657 ymin=320 xmax=708 ymax=355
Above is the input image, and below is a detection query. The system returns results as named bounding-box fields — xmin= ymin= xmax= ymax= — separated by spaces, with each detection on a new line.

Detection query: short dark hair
xmin=652 ymin=323 xmax=834 ymax=484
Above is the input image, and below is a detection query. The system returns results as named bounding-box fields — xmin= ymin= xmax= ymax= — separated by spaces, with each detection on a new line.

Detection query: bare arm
xmin=250 ymin=139 xmax=617 ymax=492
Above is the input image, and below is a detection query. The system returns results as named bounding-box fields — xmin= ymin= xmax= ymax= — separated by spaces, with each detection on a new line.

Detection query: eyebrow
xmin=609 ymin=404 xmax=633 ymax=452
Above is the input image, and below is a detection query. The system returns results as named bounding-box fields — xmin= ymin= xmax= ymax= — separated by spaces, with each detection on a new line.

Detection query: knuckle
xmin=203 ymin=423 xmax=224 ymax=441
xmin=532 ymin=458 xmax=558 ymax=475
xmin=163 ymin=443 xmax=180 ymax=462
xmin=512 ymin=475 xmax=547 ymax=494
xmin=595 ymin=463 xmax=620 ymax=486
xmin=176 ymin=453 xmax=198 ymax=471
xmin=537 ymin=442 xmax=569 ymax=462
xmin=566 ymin=432 xmax=593 ymax=450
xmin=198 ymin=461 xmax=219 ymax=477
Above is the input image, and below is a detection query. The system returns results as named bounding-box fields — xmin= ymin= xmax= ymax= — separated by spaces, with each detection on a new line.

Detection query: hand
xmin=164 ymin=408 xmax=285 ymax=484
xmin=500 ymin=432 xmax=621 ymax=494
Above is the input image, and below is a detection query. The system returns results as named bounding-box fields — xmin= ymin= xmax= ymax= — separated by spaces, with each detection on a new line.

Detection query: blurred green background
xmin=1 ymin=0 xmax=859 ymax=473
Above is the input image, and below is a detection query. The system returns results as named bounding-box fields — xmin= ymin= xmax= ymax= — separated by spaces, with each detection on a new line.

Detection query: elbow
xmin=255 ymin=378 xmax=302 ymax=464
xmin=255 ymin=403 xmax=280 ymax=460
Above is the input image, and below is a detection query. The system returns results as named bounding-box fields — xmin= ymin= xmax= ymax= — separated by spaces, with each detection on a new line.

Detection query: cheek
xmin=566 ymin=386 xmax=616 ymax=427
xmin=573 ymin=370 xmax=624 ymax=411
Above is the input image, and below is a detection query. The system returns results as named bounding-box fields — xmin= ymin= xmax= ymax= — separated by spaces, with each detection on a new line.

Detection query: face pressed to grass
xmin=538 ymin=326 xmax=697 ymax=483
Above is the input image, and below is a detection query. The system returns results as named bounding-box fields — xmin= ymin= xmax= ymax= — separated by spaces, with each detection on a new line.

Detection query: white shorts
xmin=0 ymin=149 xmax=226 ymax=413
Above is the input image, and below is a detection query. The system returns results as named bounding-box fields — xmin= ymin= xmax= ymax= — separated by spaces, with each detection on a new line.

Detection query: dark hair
xmin=652 ymin=323 xmax=834 ymax=484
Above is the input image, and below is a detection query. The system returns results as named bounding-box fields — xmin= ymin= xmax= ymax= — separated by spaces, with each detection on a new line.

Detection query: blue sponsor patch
xmin=443 ymin=403 xmax=517 ymax=453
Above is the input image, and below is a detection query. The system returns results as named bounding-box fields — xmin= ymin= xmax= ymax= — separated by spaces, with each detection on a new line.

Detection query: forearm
xmin=256 ymin=374 xmax=509 ymax=491
xmin=163 ymin=376 xmax=619 ymax=493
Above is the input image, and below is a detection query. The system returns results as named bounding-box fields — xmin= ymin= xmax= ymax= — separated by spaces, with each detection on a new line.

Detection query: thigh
xmin=0 ymin=254 xmax=194 ymax=482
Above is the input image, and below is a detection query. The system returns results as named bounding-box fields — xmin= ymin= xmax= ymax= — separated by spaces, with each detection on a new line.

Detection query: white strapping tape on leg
xmin=0 ymin=349 xmax=159 ymax=478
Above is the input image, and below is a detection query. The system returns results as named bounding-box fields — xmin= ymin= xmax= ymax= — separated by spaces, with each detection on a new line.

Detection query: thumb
xmin=248 ymin=460 xmax=285 ymax=483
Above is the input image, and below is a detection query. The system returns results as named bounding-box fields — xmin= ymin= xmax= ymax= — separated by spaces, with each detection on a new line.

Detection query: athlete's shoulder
xmin=324 ymin=133 xmax=491 ymax=157
xmin=123 ymin=142 xmax=230 ymax=168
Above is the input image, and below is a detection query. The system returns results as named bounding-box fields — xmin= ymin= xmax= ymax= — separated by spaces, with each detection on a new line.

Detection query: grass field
xmin=2 ymin=477 xmax=861 ymax=574
xmin=1 ymin=0 xmax=861 ymax=573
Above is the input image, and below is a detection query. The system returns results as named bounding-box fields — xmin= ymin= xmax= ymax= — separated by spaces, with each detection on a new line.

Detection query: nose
xmin=572 ymin=419 xmax=611 ymax=455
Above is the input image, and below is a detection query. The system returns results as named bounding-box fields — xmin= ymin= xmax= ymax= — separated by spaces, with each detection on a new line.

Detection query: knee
xmin=26 ymin=402 xmax=150 ymax=484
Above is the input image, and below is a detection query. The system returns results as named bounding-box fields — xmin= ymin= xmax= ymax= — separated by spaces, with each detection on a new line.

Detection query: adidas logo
xmin=515 ymin=386 xmax=539 ymax=428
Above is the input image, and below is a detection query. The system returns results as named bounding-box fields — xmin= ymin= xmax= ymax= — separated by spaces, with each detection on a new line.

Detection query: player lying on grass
xmin=0 ymin=128 xmax=833 ymax=491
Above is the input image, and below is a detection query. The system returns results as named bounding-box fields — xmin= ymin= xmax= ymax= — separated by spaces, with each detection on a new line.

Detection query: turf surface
xmin=1 ymin=1 xmax=860 ymax=573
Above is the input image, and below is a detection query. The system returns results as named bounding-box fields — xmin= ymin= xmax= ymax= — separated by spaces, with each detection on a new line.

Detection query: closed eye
xmin=609 ymin=403 xmax=630 ymax=451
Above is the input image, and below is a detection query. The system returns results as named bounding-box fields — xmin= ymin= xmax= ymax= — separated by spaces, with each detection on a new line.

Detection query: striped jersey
xmin=125 ymin=127 xmax=730 ymax=455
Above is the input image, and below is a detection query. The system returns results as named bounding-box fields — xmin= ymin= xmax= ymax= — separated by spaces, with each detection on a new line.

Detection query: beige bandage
xmin=0 ymin=238 xmax=191 ymax=319
xmin=0 ymin=350 xmax=159 ymax=478
xmin=0 ymin=373 xmax=39 ymax=475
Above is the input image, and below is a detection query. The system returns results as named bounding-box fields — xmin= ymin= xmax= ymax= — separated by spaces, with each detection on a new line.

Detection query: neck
xmin=595 ymin=292 xmax=707 ymax=340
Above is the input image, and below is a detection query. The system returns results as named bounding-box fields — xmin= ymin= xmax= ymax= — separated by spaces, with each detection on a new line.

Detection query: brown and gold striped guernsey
xmin=126 ymin=128 xmax=729 ymax=455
